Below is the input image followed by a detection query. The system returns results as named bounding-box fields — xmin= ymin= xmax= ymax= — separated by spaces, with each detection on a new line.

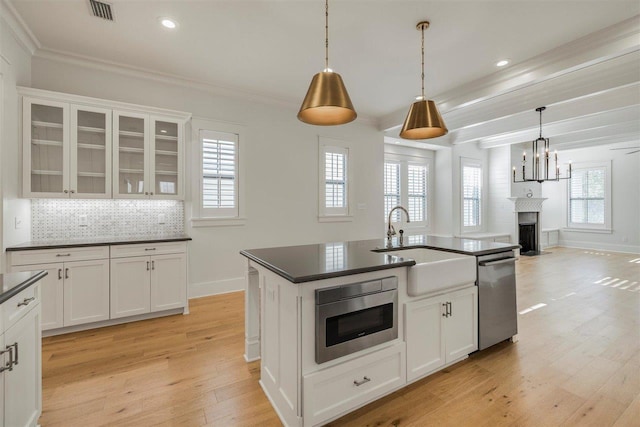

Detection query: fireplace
xmin=508 ymin=198 xmax=547 ymax=256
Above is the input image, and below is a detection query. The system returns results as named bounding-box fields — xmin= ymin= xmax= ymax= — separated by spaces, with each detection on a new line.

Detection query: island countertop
xmin=0 ymin=270 xmax=48 ymax=304
xmin=240 ymin=240 xmax=416 ymax=283
xmin=241 ymin=235 xmax=518 ymax=283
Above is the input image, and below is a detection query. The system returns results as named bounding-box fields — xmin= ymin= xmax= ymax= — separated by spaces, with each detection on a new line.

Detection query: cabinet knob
xmin=145 ymin=192 xmax=149 ymax=195
xmin=150 ymin=192 xmax=154 ymax=196
xmin=64 ymin=190 xmax=69 ymax=194
xmin=70 ymin=190 xmax=75 ymax=194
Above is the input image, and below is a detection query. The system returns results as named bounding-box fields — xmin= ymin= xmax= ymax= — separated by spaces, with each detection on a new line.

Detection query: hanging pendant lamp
xmin=297 ymin=0 xmax=357 ymax=126
xmin=400 ymin=21 xmax=447 ymax=139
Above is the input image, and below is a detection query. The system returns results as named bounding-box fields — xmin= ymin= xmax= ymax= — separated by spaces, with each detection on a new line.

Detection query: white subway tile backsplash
xmin=32 ymin=199 xmax=184 ymax=240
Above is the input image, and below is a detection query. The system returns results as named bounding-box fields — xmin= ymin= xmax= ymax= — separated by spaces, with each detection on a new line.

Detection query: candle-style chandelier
xmin=513 ymin=106 xmax=572 ymax=183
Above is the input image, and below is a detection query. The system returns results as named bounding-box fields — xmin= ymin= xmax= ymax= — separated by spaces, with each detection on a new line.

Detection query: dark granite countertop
xmin=241 ymin=240 xmax=416 ymax=283
xmin=366 ymin=235 xmax=520 ymax=256
xmin=0 ymin=270 xmax=48 ymax=304
xmin=6 ymin=234 xmax=192 ymax=251
xmin=241 ymin=235 xmax=519 ymax=283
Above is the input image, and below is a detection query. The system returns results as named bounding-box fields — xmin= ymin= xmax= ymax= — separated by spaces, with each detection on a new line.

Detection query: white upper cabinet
xmin=20 ymin=87 xmax=190 ymax=200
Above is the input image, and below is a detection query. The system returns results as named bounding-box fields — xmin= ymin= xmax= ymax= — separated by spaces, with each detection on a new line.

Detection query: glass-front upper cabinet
xmin=151 ymin=118 xmax=182 ymax=199
xmin=70 ymin=106 xmax=112 ymax=198
xmin=24 ymin=98 xmax=113 ymax=198
xmin=23 ymin=98 xmax=69 ymax=197
xmin=113 ymin=111 xmax=149 ymax=198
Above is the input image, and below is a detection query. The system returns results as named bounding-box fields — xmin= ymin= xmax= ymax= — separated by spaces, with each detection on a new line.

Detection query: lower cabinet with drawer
xmin=110 ymin=243 xmax=187 ymax=319
xmin=8 ymin=241 xmax=188 ymax=334
xmin=303 ymin=343 xmax=406 ymax=426
xmin=11 ymin=258 xmax=110 ymax=329
xmin=1 ymin=282 xmax=42 ymax=427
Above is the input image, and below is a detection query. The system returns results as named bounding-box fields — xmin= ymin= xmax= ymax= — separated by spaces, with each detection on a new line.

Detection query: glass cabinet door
xmin=114 ymin=112 xmax=148 ymax=197
xmin=151 ymin=118 xmax=181 ymax=198
xmin=70 ymin=106 xmax=112 ymax=198
xmin=25 ymin=99 xmax=69 ymax=196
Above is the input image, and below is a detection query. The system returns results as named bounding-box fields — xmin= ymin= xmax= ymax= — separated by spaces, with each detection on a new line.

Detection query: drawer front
xmin=110 ymin=242 xmax=187 ymax=258
xmin=303 ymin=343 xmax=406 ymax=426
xmin=2 ymin=283 xmax=41 ymax=331
xmin=10 ymin=246 xmax=109 ymax=266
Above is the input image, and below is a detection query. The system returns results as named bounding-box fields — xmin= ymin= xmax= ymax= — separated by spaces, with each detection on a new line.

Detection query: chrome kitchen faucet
xmin=387 ymin=206 xmax=411 ymax=247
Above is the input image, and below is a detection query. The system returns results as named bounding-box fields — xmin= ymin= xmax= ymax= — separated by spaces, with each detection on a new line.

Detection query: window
xmin=383 ymin=154 xmax=430 ymax=228
xmin=568 ymin=161 xmax=611 ymax=230
xmin=462 ymin=160 xmax=482 ymax=230
xmin=384 ymin=162 xmax=401 ymax=222
xmin=191 ymin=119 xmax=245 ymax=226
xmin=319 ymin=138 xmax=352 ymax=220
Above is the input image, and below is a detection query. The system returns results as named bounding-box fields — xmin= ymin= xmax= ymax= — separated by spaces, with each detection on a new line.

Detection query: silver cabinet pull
xmin=144 ymin=192 xmax=149 ymax=195
xmin=353 ymin=376 xmax=371 ymax=387
xmin=144 ymin=248 xmax=156 ymax=251
xmin=146 ymin=261 xmax=150 ymax=271
xmin=70 ymin=190 xmax=75 ymax=194
xmin=448 ymin=301 xmax=452 ymax=317
xmin=17 ymin=297 xmax=35 ymax=307
xmin=65 ymin=268 xmax=69 ymax=279
xmin=150 ymin=192 xmax=154 ymax=195
xmin=442 ymin=302 xmax=447 ymax=317
xmin=0 ymin=347 xmax=11 ymax=373
xmin=56 ymin=253 xmax=71 ymax=257
xmin=58 ymin=268 xmax=62 ymax=280
xmin=63 ymin=189 xmax=69 ymax=194
xmin=11 ymin=343 xmax=18 ymax=367
xmin=151 ymin=260 xmax=155 ymax=270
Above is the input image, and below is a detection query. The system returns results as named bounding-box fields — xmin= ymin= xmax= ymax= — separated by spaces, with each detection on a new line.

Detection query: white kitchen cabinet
xmin=110 ymin=257 xmax=151 ymax=319
xmin=8 ymin=247 xmax=110 ymax=331
xmin=303 ymin=343 xmax=405 ymax=427
xmin=113 ymin=112 xmax=183 ymax=199
xmin=110 ymin=243 xmax=187 ymax=319
xmin=64 ymin=259 xmax=110 ymax=326
xmin=20 ymin=87 xmax=190 ymax=200
xmin=23 ymin=97 xmax=112 ymax=199
xmin=11 ymin=264 xmax=63 ymax=330
xmin=1 ymin=282 xmax=42 ymax=427
xmin=405 ymin=286 xmax=478 ymax=382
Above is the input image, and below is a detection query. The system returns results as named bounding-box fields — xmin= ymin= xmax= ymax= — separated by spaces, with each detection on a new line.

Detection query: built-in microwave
xmin=315 ymin=277 xmax=398 ymax=364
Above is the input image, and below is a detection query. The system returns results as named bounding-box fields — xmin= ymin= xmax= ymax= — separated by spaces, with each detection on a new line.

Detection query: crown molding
xmin=32 ymin=47 xmax=379 ymax=128
xmin=1 ymin=0 xmax=40 ymax=54
xmin=378 ymin=15 xmax=640 ymax=132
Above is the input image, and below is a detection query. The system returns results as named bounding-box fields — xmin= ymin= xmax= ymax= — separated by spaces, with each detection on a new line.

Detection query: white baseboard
xmin=558 ymin=239 xmax=640 ymax=254
xmin=189 ymin=276 xmax=245 ymax=298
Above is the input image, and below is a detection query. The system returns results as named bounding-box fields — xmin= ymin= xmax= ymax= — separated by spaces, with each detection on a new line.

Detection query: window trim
xmin=566 ymin=160 xmax=611 ymax=231
xmin=318 ymin=137 xmax=353 ymax=222
xmin=190 ymin=118 xmax=246 ymax=227
xmin=461 ymin=157 xmax=483 ymax=233
xmin=384 ymin=152 xmax=431 ymax=230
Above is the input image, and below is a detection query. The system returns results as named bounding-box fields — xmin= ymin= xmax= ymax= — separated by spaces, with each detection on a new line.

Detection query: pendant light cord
xmin=421 ymin=24 xmax=425 ymax=99
xmin=325 ymin=0 xmax=329 ymax=70
xmin=539 ymin=108 xmax=543 ymax=139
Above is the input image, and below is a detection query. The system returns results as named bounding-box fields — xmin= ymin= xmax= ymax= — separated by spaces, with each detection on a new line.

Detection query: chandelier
xmin=513 ymin=106 xmax=571 ymax=183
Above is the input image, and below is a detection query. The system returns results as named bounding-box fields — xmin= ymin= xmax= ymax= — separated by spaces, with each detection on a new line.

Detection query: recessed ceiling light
xmin=160 ymin=18 xmax=178 ymax=29
xmin=496 ymin=59 xmax=510 ymax=67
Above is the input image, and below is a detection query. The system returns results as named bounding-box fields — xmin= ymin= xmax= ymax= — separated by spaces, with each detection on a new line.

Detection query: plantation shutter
xmin=463 ymin=164 xmax=482 ymax=227
xmin=201 ymin=130 xmax=238 ymax=216
xmin=384 ymin=162 xmax=401 ymax=222
xmin=407 ymin=164 xmax=427 ymax=222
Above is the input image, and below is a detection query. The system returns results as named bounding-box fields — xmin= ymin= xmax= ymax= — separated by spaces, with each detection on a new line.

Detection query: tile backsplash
xmin=32 ymin=199 xmax=184 ymax=241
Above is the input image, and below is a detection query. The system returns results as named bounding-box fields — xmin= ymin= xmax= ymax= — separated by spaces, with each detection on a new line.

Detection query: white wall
xmin=487 ymin=145 xmax=513 ymax=239
xmin=540 ymin=142 xmax=640 ymax=253
xmin=31 ymin=56 xmax=384 ymax=296
xmin=1 ymin=9 xmax=32 ymax=273
xmin=432 ymin=148 xmax=453 ymax=236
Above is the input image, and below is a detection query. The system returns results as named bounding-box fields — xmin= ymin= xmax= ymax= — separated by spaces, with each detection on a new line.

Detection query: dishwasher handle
xmin=479 ymin=257 xmax=516 ymax=267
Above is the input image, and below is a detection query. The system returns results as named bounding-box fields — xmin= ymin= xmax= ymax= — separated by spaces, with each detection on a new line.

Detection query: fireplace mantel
xmin=508 ymin=197 xmax=548 ymax=212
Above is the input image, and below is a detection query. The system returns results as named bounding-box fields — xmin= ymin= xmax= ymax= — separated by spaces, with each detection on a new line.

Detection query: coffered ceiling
xmin=5 ymin=0 xmax=640 ymax=149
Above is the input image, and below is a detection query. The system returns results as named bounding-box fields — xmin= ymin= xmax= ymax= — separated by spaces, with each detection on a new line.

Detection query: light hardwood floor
xmin=40 ymin=247 xmax=640 ymax=426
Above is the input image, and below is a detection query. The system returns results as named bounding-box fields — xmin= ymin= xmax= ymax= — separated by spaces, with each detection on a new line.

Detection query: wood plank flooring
xmin=40 ymin=247 xmax=640 ymax=426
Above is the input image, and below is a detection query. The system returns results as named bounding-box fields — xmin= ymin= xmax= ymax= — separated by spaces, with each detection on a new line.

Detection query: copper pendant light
xmin=400 ymin=21 xmax=447 ymax=140
xmin=297 ymin=0 xmax=357 ymax=126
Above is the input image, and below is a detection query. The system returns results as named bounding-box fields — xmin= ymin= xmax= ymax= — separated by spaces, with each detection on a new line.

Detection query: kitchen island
xmin=241 ymin=235 xmax=518 ymax=427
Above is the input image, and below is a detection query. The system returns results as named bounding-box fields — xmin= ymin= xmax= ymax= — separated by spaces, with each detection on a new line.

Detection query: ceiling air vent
xmin=88 ymin=0 xmax=114 ymax=21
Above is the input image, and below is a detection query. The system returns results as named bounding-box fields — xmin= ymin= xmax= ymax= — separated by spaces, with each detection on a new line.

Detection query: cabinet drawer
xmin=2 ymin=283 xmax=40 ymax=331
xmin=110 ymin=242 xmax=187 ymax=258
xmin=303 ymin=343 xmax=406 ymax=426
xmin=10 ymin=246 xmax=109 ymax=266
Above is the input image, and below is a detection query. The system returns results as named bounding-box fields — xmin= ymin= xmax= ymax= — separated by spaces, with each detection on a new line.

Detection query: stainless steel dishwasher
xmin=477 ymin=252 xmax=518 ymax=350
